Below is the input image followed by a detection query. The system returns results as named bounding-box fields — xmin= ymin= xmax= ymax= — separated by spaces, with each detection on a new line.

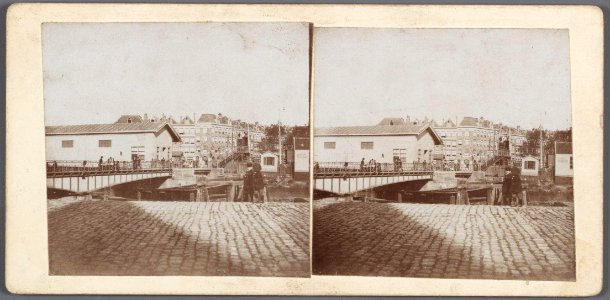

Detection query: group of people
xmin=242 ymin=162 xmax=266 ymax=202
xmin=359 ymin=158 xmax=382 ymax=173
xmin=98 ymin=156 xmax=123 ymax=171
xmin=501 ymin=166 xmax=524 ymax=207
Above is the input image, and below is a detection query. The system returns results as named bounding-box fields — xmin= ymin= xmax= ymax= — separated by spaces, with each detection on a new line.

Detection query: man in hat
xmin=511 ymin=166 xmax=523 ymax=207
xmin=242 ymin=162 xmax=254 ymax=202
xmin=501 ymin=167 xmax=512 ymax=205
xmin=251 ymin=162 xmax=265 ymax=203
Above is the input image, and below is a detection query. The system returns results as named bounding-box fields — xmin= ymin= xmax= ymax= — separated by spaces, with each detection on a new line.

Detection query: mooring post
xmin=522 ymin=190 xmax=528 ymax=207
xmin=137 ymin=190 xmax=141 ymax=201
xmin=203 ymin=187 xmax=210 ymax=202
xmin=260 ymin=186 xmax=269 ymax=202
xmin=486 ymin=188 xmax=494 ymax=206
xmin=226 ymin=184 xmax=235 ymax=202
xmin=397 ymin=192 xmax=403 ymax=203
xmin=195 ymin=188 xmax=202 ymax=202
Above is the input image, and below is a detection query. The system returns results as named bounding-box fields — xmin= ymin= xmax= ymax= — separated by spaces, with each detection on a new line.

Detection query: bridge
xmin=46 ymin=160 xmax=190 ymax=194
xmin=313 ymin=162 xmax=474 ymax=195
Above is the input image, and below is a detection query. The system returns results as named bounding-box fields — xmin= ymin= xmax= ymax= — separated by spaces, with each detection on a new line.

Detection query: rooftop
xmin=115 ymin=115 xmax=144 ymax=124
xmin=377 ymin=117 xmax=406 ymax=126
xmin=315 ymin=124 xmax=428 ymax=136
xmin=46 ymin=122 xmax=181 ymax=141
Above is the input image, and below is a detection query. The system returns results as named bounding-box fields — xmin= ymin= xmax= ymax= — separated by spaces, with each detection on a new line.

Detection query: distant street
xmin=49 ymin=200 xmax=309 ymax=277
xmin=313 ymin=202 xmax=575 ymax=281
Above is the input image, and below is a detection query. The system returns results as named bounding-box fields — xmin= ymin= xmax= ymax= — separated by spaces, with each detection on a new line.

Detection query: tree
xmin=524 ymin=127 xmax=572 ymax=156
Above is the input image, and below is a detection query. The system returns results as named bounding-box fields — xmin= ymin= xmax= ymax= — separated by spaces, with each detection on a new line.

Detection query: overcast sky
xmin=314 ymin=28 xmax=571 ymax=130
xmin=43 ymin=23 xmax=310 ymax=126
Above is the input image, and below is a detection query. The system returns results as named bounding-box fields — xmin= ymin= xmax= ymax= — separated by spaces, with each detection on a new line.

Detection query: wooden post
xmin=195 ymin=188 xmax=202 ymax=202
xmin=137 ymin=190 xmax=141 ymax=201
xmin=450 ymin=194 xmax=456 ymax=205
xmin=189 ymin=192 xmax=195 ymax=202
xmin=397 ymin=192 xmax=403 ymax=203
xmin=203 ymin=187 xmax=209 ymax=202
xmin=486 ymin=188 xmax=494 ymax=206
xmin=263 ymin=186 xmax=270 ymax=202
xmin=236 ymin=185 xmax=243 ymax=202
xmin=226 ymin=184 xmax=235 ymax=202
xmin=522 ymin=190 xmax=528 ymax=207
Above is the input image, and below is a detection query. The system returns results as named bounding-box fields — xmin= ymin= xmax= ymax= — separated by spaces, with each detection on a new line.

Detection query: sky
xmin=314 ymin=28 xmax=571 ymax=130
xmin=42 ymin=23 xmax=310 ymax=126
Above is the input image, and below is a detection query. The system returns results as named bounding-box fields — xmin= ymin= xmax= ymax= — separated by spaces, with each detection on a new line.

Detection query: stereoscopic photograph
xmin=43 ymin=22 xmax=311 ymax=276
xmin=312 ymin=28 xmax=575 ymax=281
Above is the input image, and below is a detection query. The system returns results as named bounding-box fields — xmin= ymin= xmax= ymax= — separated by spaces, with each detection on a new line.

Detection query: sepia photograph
xmin=43 ymin=22 xmax=311 ymax=276
xmin=5 ymin=3 xmax=603 ymax=296
xmin=312 ymin=28 xmax=575 ymax=281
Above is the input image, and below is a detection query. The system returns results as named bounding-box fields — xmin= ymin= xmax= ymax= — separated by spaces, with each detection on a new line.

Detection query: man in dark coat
xmin=242 ymin=162 xmax=254 ymax=202
xmin=251 ymin=162 xmax=265 ymax=203
xmin=501 ymin=167 xmax=512 ymax=205
xmin=510 ymin=166 xmax=523 ymax=207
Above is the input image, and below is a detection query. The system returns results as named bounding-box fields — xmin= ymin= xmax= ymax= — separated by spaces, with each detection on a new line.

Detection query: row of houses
xmin=313 ymin=117 xmax=572 ymax=184
xmin=115 ymin=113 xmax=265 ymax=166
xmin=45 ymin=116 xmax=310 ymax=180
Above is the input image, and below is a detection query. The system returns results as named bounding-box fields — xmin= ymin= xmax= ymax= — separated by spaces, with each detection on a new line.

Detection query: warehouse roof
xmin=46 ymin=122 xmax=181 ymax=142
xmin=315 ymin=124 xmax=443 ymax=144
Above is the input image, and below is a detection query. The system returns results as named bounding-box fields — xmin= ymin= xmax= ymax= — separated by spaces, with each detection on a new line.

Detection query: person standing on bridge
xmin=360 ymin=158 xmax=365 ymax=173
xmin=99 ymin=156 xmax=104 ymax=171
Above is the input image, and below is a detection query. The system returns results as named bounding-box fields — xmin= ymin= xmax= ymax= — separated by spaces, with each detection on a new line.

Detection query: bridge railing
xmin=46 ymin=160 xmax=174 ymax=177
xmin=313 ymin=161 xmax=438 ymax=177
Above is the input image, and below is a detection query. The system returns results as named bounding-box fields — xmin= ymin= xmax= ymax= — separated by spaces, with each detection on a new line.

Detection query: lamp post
xmin=278 ymin=107 xmax=285 ymax=178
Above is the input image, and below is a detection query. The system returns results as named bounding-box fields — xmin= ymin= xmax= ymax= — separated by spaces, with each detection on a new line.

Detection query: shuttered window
xmin=61 ymin=140 xmax=74 ymax=148
xmin=361 ymin=142 xmax=374 ymax=149
xmin=99 ymin=140 xmax=112 ymax=147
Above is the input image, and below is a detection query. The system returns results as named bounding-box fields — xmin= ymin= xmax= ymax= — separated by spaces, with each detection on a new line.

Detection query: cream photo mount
xmin=5 ymin=3 xmax=604 ymax=296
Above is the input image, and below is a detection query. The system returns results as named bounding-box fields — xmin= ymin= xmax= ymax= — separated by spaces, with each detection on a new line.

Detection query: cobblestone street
xmin=313 ymin=202 xmax=575 ymax=281
xmin=49 ymin=200 xmax=310 ymax=277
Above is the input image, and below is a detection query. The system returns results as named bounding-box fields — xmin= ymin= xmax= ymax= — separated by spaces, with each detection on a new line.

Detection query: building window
xmin=524 ymin=161 xmax=536 ymax=170
xmin=61 ymin=140 xmax=74 ymax=148
xmin=99 ymin=140 xmax=112 ymax=147
xmin=361 ymin=142 xmax=374 ymax=150
xmin=324 ymin=142 xmax=336 ymax=149
xmin=263 ymin=157 xmax=275 ymax=166
xmin=569 ymin=156 xmax=573 ymax=169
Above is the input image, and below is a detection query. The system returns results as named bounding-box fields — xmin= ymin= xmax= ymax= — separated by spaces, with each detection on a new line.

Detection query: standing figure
xmin=511 ymin=166 xmax=523 ymax=207
xmin=242 ymin=162 xmax=254 ymax=202
xmin=252 ymin=162 xmax=266 ymax=203
xmin=501 ymin=167 xmax=512 ymax=205
xmin=98 ymin=156 xmax=104 ymax=171
xmin=360 ymin=158 xmax=365 ymax=172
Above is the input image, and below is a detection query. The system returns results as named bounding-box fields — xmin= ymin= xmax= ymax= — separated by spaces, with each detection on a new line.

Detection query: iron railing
xmin=46 ymin=160 xmax=176 ymax=177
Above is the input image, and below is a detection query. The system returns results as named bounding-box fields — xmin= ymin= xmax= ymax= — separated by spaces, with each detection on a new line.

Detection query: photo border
xmin=5 ymin=3 xmax=603 ymax=296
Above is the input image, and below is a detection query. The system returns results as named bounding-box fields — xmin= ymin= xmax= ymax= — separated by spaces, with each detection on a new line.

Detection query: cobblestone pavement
xmin=49 ymin=200 xmax=310 ymax=277
xmin=313 ymin=202 xmax=575 ymax=281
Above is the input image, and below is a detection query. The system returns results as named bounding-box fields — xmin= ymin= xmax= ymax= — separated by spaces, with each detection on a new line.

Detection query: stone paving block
xmin=48 ymin=200 xmax=310 ymax=277
xmin=313 ymin=202 xmax=575 ymax=281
